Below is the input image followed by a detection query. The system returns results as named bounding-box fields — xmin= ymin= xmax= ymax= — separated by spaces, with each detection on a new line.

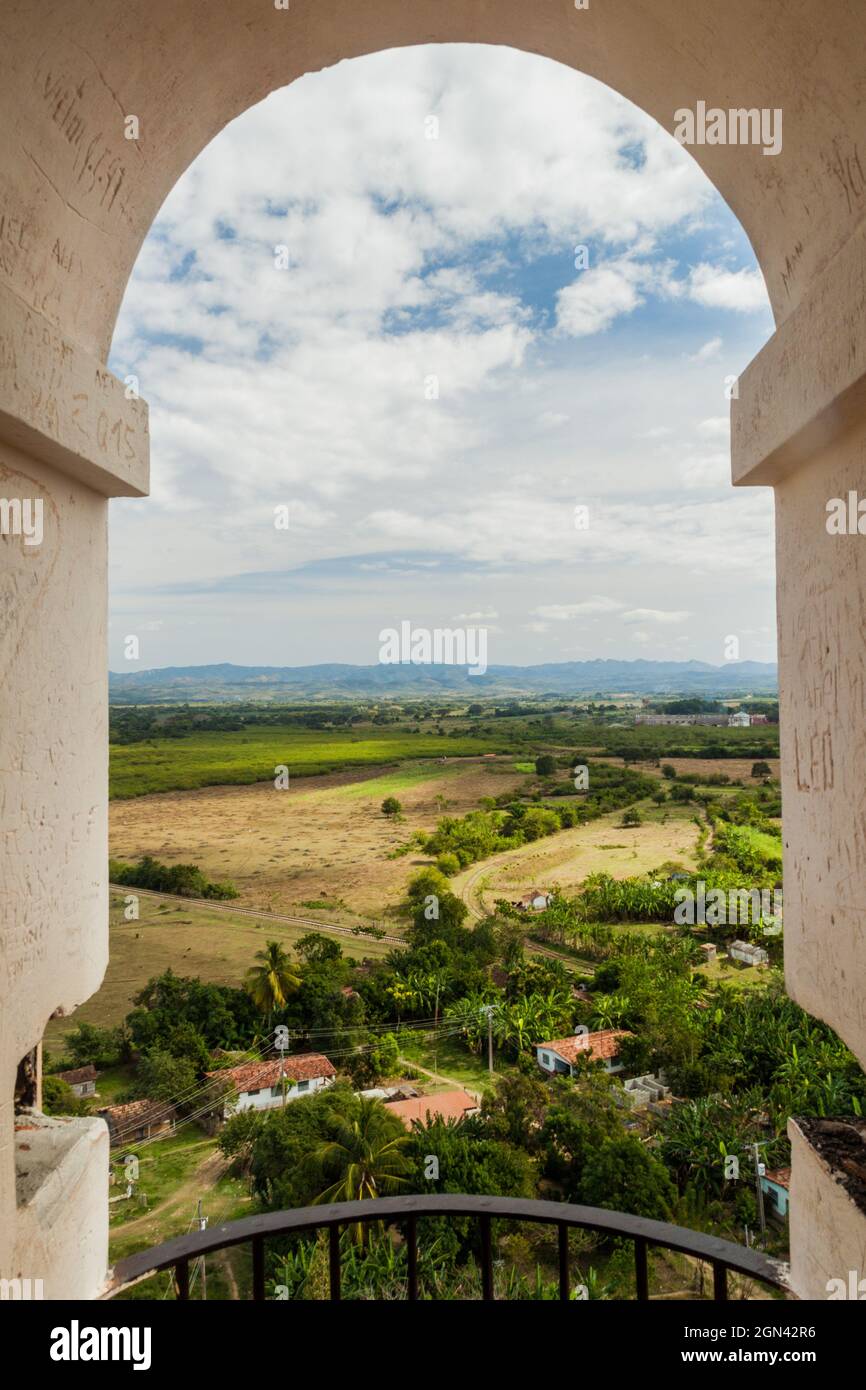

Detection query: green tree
xmin=137 ymin=1049 xmax=197 ymax=1113
xmin=381 ymin=796 xmax=402 ymax=818
xmin=245 ymin=941 xmax=302 ymax=1025
xmin=42 ymin=1075 xmax=89 ymax=1117
xmin=535 ymin=754 xmax=557 ymax=776
xmin=580 ymin=1135 xmax=677 ymax=1221
xmin=306 ymin=1097 xmax=412 ymax=1240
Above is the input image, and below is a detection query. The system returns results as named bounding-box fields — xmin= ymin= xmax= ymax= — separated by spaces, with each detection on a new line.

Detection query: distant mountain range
xmin=108 ymin=659 xmax=778 ymax=703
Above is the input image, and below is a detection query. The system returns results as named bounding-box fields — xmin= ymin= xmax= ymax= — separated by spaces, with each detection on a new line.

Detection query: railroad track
xmin=108 ymin=883 xmax=406 ymax=947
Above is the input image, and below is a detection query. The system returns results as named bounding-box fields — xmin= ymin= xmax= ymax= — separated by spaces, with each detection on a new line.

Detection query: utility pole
xmin=751 ymin=1142 xmax=767 ymax=1239
xmin=481 ymin=1005 xmax=495 ymax=1075
xmin=745 ymin=1139 xmax=772 ymax=1239
xmin=197 ymin=1199 xmax=208 ymax=1301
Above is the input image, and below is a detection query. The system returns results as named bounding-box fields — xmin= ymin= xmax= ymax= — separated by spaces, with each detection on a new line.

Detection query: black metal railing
xmin=103 ymin=1194 xmax=789 ymax=1301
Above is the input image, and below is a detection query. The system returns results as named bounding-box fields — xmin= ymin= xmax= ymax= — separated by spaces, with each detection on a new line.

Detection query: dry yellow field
xmin=109 ymin=758 xmax=525 ymax=920
xmin=454 ymin=806 xmax=702 ymax=918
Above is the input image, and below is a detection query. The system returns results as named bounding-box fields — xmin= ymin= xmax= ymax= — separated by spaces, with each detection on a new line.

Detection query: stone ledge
xmin=12 ymin=1110 xmax=109 ymax=1299
xmin=733 ymin=218 xmax=866 ymax=487
xmin=0 ymin=283 xmax=149 ymax=497
xmin=787 ymin=1116 xmax=866 ymax=1300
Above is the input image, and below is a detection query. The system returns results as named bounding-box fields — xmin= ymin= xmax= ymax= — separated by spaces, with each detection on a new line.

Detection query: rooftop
xmin=536 ymin=1029 xmax=631 ymax=1064
xmin=206 ymin=1053 xmax=336 ymax=1093
xmin=385 ymin=1089 xmax=479 ymax=1129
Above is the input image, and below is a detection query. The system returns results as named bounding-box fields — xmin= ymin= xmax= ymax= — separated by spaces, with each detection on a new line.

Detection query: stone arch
xmin=1 ymin=0 xmax=864 ymax=359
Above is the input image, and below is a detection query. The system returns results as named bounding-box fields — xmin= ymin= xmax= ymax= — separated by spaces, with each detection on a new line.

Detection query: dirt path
xmin=112 ymin=1144 xmax=227 ymax=1238
xmin=398 ymin=1056 xmax=484 ymax=1105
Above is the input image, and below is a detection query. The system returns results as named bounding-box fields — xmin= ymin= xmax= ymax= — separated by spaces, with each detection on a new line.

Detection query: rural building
xmin=98 ymin=1100 xmax=176 ymax=1148
xmin=761 ymin=1167 xmax=791 ymax=1220
xmin=207 ymin=1054 xmax=337 ymax=1117
xmin=385 ymin=1089 xmax=479 ymax=1129
xmin=635 ymin=714 xmax=727 ymax=726
xmin=535 ymin=1030 xmax=630 ymax=1077
xmin=728 ymin=712 xmax=752 ymax=727
xmin=729 ymin=940 xmax=769 ymax=966
xmin=750 ymin=714 xmax=770 ymax=725
xmin=55 ymin=1065 xmax=97 ymax=1098
xmin=699 ymin=943 xmax=717 ymax=962
xmin=516 ymin=888 xmax=553 ymax=911
xmin=622 ymin=1073 xmax=671 ymax=1108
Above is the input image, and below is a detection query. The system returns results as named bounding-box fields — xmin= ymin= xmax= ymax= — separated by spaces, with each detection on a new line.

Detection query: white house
xmin=55 ymin=1065 xmax=97 ymax=1098
xmin=517 ymin=887 xmax=554 ymax=911
xmin=728 ymin=712 xmax=751 ymax=727
xmin=207 ymin=1053 xmax=337 ymax=1117
xmin=535 ymin=1030 xmax=630 ymax=1077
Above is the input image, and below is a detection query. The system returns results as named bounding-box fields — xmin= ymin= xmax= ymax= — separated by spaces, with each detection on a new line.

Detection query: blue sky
xmin=108 ymin=44 xmax=777 ymax=673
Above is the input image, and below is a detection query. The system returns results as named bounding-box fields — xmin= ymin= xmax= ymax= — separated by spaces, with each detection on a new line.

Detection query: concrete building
xmin=728 ymin=712 xmax=752 ymax=727
xmin=207 ymin=1055 xmax=336 ymax=1117
xmin=2 ymin=0 xmax=866 ymax=1301
xmin=535 ymin=1030 xmax=630 ymax=1077
xmin=729 ymin=940 xmax=770 ymax=966
xmin=516 ymin=888 xmax=554 ymax=911
xmin=761 ymin=1168 xmax=791 ymax=1222
xmin=97 ymin=1100 xmax=175 ymax=1149
xmin=54 ymin=1066 xmax=97 ymax=1099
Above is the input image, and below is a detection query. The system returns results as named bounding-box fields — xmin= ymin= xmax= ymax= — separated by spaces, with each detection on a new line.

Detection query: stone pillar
xmin=734 ymin=223 xmax=866 ymax=1297
xmin=0 ymin=283 xmax=148 ymax=1298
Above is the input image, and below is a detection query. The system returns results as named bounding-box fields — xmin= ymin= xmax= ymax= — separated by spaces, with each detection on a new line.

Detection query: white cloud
xmin=622 ymin=608 xmax=691 ymax=624
xmin=688 ymin=336 xmax=723 ymax=362
xmin=686 ymin=264 xmax=769 ymax=311
xmin=532 ymin=598 xmax=624 ymax=619
xmin=107 ymin=44 xmax=775 ymax=668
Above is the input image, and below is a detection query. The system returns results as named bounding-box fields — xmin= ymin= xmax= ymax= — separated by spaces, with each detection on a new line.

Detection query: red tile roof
xmin=56 ymin=1065 xmax=97 ymax=1085
xmin=206 ymin=1054 xmax=336 ymax=1093
xmin=535 ymin=1030 xmax=630 ymax=1064
xmin=98 ymin=1099 xmax=175 ymax=1132
xmin=385 ymin=1089 xmax=479 ymax=1129
xmin=763 ymin=1167 xmax=791 ymax=1189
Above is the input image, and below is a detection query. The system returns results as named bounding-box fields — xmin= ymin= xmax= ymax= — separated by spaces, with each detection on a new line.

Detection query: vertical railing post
xmin=252 ymin=1235 xmax=265 ymax=1301
xmin=713 ymin=1262 xmax=728 ymax=1301
xmin=557 ymin=1223 xmax=569 ymax=1302
xmin=406 ymin=1215 xmax=418 ymax=1301
xmin=329 ymin=1224 xmax=342 ymax=1301
xmin=634 ymin=1237 xmax=649 ymax=1301
xmin=175 ymin=1258 xmax=190 ymax=1301
xmin=479 ymin=1214 xmax=494 ymax=1300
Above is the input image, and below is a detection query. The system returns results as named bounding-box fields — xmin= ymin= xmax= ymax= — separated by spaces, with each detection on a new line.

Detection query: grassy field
xmin=110 ymin=727 xmax=520 ymax=798
xmin=454 ymin=800 xmax=702 ymax=918
xmin=43 ymin=892 xmax=394 ymax=1054
xmin=397 ymin=1031 xmax=505 ymax=1096
xmin=109 ymin=1130 xmax=254 ymax=1301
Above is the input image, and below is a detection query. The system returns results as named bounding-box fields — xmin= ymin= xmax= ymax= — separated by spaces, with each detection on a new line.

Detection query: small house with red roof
xmin=206 ymin=1053 xmax=336 ymax=1117
xmin=534 ymin=1029 xmax=630 ymax=1077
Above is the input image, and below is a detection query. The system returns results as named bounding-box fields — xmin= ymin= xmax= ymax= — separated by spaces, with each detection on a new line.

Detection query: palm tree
xmin=245 ymin=941 xmax=301 ymax=1027
xmin=307 ymin=1099 xmax=412 ymax=1242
